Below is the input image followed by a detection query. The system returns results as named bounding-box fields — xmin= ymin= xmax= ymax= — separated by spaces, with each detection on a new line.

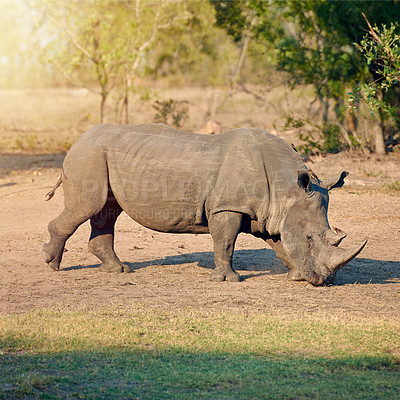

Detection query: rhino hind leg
xmin=88 ymin=187 xmax=129 ymax=273
xmin=209 ymin=212 xmax=242 ymax=282
xmin=44 ymin=153 xmax=110 ymax=271
xmin=88 ymin=234 xmax=127 ymax=273
xmin=43 ymin=209 xmax=89 ymax=270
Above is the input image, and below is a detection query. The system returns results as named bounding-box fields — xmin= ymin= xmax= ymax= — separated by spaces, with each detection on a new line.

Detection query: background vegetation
xmin=1 ymin=0 xmax=400 ymax=154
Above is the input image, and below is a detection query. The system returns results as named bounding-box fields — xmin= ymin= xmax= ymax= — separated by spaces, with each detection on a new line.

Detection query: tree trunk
xmin=100 ymin=93 xmax=106 ymax=123
xmin=230 ymin=15 xmax=257 ymax=90
xmin=124 ymin=71 xmax=131 ymax=124
xmin=318 ymin=93 xmax=329 ymax=124
xmin=375 ymin=125 xmax=386 ymax=155
xmin=376 ymin=109 xmax=387 ymax=155
xmin=124 ymin=95 xmax=129 ymax=124
xmin=231 ymin=32 xmax=251 ymax=90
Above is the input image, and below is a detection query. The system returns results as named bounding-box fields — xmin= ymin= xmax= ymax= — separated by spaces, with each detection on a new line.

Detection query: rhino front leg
xmin=208 ymin=211 xmax=242 ymax=282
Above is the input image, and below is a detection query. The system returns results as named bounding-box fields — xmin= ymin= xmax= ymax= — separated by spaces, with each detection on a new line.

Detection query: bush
xmin=152 ymin=99 xmax=188 ymax=128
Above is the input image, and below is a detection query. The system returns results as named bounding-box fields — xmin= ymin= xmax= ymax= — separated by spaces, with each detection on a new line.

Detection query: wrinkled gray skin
xmin=44 ymin=124 xmax=367 ymax=286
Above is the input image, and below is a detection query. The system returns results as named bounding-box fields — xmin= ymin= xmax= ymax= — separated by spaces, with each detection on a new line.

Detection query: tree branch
xmin=231 ymin=15 xmax=257 ymax=90
xmin=45 ymin=12 xmax=94 ymax=61
xmin=51 ymin=58 xmax=99 ymax=94
xmin=362 ymin=12 xmax=396 ymax=64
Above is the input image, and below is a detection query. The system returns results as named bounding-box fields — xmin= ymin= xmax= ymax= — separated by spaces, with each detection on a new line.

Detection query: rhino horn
xmin=325 ymin=227 xmax=347 ymax=246
xmin=329 ymin=240 xmax=367 ymax=273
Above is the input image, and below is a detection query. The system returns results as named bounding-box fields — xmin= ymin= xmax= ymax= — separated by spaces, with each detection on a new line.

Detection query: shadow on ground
xmin=2 ymin=348 xmax=398 ymax=400
xmin=64 ymin=248 xmax=400 ymax=286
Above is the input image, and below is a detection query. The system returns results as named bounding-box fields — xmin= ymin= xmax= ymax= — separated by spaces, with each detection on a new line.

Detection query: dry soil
xmin=0 ymin=151 xmax=399 ymax=324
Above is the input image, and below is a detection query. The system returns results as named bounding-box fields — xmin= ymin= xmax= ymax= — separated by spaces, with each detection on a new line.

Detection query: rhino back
xmin=91 ymin=124 xmax=226 ymax=232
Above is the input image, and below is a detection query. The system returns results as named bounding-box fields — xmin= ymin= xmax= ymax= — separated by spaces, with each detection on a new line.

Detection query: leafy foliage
xmin=353 ymin=21 xmax=400 ymax=122
xmin=31 ymin=0 xmax=196 ymax=122
xmin=213 ymin=0 xmax=400 ymax=154
xmin=284 ymin=116 xmax=342 ymax=155
xmin=152 ymin=99 xmax=188 ymax=128
xmin=211 ymin=0 xmax=281 ymax=43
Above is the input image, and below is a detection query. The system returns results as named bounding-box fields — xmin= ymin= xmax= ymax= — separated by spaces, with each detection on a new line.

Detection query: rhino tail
xmin=45 ymin=175 xmax=62 ymax=201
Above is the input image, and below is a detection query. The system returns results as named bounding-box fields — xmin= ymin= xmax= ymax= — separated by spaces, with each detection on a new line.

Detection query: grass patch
xmin=358 ymin=167 xmax=383 ymax=178
xmin=2 ymin=350 xmax=399 ymax=400
xmin=384 ymin=181 xmax=400 ymax=192
xmin=0 ymin=135 xmax=73 ymax=153
xmin=0 ymin=308 xmax=399 ymax=399
xmin=373 ymin=180 xmax=400 ymax=196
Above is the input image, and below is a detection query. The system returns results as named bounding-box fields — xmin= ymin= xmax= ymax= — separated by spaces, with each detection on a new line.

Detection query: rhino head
xmin=272 ymin=170 xmax=367 ymax=286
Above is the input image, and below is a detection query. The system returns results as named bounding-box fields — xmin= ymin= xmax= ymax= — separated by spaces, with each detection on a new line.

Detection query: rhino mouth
xmin=287 ymin=268 xmax=336 ymax=286
xmin=308 ymin=272 xmax=336 ymax=287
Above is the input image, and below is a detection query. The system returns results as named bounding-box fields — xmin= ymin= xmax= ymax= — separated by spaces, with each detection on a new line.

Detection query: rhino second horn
xmin=325 ymin=228 xmax=347 ymax=246
xmin=329 ymin=240 xmax=367 ymax=273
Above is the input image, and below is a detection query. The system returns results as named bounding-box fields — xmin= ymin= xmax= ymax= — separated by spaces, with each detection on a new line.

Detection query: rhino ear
xmin=321 ymin=171 xmax=349 ymax=191
xmin=297 ymin=170 xmax=311 ymax=191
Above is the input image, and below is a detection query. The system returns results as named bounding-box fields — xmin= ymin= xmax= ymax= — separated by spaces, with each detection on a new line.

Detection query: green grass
xmin=0 ymin=308 xmax=399 ymax=399
xmin=358 ymin=167 xmax=383 ymax=178
xmin=373 ymin=180 xmax=400 ymax=196
xmin=385 ymin=181 xmax=400 ymax=191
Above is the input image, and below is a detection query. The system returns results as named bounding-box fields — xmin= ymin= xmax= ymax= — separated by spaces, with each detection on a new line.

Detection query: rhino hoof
xmin=43 ymin=252 xmax=61 ymax=271
xmin=226 ymin=273 xmax=240 ymax=282
xmin=210 ymin=272 xmax=225 ymax=282
xmin=99 ymin=261 xmax=129 ymax=273
xmin=210 ymin=270 xmax=240 ymax=282
xmin=47 ymin=261 xmax=60 ymax=271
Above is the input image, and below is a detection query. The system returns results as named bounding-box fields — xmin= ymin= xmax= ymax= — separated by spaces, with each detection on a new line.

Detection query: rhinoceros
xmin=43 ymin=124 xmax=366 ymax=286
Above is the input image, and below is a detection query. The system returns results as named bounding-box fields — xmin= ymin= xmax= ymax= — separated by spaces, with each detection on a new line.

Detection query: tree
xmin=212 ymin=0 xmax=400 ymax=154
xmin=31 ymin=0 xmax=191 ymax=123
xmin=211 ymin=0 xmax=282 ymax=89
xmin=352 ymin=15 xmax=400 ymax=154
xmin=152 ymin=0 xmax=236 ymax=88
xmin=277 ymin=1 xmax=400 ymax=154
xmin=212 ymin=0 xmax=362 ymax=151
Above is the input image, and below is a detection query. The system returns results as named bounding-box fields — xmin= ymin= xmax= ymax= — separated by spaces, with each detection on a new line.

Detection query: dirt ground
xmin=0 ymin=150 xmax=399 ymax=324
